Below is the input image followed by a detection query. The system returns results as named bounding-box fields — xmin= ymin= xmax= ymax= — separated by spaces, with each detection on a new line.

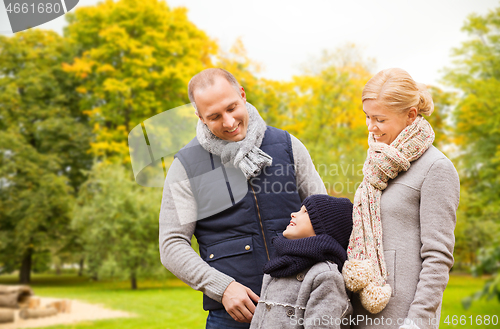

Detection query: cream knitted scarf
xmin=196 ymin=102 xmax=272 ymax=180
xmin=342 ymin=116 xmax=435 ymax=314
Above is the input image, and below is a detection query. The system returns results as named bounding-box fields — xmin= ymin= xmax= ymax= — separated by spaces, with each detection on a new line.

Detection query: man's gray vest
xmin=175 ymin=126 xmax=302 ymax=310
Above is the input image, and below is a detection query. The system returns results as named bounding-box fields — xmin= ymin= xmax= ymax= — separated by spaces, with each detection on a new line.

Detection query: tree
xmin=443 ymin=5 xmax=500 ymax=302
xmin=62 ymin=0 xmax=217 ymax=162
xmin=0 ymin=130 xmax=73 ymax=283
xmin=60 ymin=0 xmax=218 ymax=282
xmin=217 ymin=43 xmax=375 ymax=199
xmin=426 ymin=86 xmax=456 ymax=149
xmin=73 ymin=163 xmax=163 ymax=289
xmin=286 ymin=68 xmax=369 ymax=198
xmin=273 ymin=46 xmax=375 ymax=199
xmin=444 ymin=6 xmax=500 ymax=218
xmin=0 ymin=30 xmax=93 ymax=283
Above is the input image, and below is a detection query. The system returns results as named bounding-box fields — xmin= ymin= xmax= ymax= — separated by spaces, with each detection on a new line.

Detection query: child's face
xmin=283 ymin=205 xmax=316 ymax=240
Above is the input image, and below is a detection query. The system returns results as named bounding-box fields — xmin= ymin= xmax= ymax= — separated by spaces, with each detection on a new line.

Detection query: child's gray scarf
xmin=196 ymin=102 xmax=272 ymax=180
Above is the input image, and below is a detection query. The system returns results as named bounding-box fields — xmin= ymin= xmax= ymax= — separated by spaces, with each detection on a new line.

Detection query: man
xmin=159 ymin=68 xmax=326 ymax=328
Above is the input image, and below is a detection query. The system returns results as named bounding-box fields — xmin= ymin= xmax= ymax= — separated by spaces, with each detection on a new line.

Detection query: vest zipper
xmin=250 ymin=184 xmax=270 ymax=261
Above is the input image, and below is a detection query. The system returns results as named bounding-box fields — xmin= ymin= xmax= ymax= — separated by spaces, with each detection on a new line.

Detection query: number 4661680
xmin=443 ymin=315 xmax=498 ymax=326
xmin=6 ymin=2 xmax=63 ymax=14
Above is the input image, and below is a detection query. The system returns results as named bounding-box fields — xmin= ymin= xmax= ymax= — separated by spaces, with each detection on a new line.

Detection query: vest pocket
xmin=205 ymin=236 xmax=253 ymax=262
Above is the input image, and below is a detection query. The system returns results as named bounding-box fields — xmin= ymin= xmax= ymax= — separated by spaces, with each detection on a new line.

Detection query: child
xmin=250 ymin=195 xmax=353 ymax=329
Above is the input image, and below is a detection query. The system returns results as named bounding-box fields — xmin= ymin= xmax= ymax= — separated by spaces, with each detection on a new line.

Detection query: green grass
xmin=440 ymin=274 xmax=499 ymax=328
xmin=0 ymin=274 xmax=208 ymax=329
xmin=0 ymin=274 xmax=498 ymax=329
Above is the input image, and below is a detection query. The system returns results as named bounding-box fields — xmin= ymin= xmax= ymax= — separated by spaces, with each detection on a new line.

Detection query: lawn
xmin=0 ymin=273 xmax=498 ymax=328
xmin=440 ymin=274 xmax=499 ymax=328
xmin=0 ymin=274 xmax=208 ymax=329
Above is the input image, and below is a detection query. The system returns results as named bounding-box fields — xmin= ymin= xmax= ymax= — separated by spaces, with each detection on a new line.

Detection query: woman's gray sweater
xmin=351 ymin=145 xmax=460 ymax=329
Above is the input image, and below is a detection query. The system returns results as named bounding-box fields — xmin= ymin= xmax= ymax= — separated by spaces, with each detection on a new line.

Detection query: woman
xmin=342 ymin=68 xmax=460 ymax=329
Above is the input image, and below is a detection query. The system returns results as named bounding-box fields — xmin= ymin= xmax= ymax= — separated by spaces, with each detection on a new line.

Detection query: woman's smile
xmin=363 ymin=100 xmax=415 ymax=145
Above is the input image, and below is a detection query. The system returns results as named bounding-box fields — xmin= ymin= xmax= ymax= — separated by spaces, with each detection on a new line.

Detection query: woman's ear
xmin=407 ymin=107 xmax=418 ymax=125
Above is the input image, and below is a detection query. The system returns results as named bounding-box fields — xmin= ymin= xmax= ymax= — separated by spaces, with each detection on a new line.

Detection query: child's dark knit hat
xmin=301 ymin=195 xmax=353 ymax=250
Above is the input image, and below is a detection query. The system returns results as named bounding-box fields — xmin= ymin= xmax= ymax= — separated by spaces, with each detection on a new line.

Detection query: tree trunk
xmin=78 ymin=258 xmax=84 ymax=276
xmin=19 ymin=307 xmax=57 ymax=319
xmin=0 ymin=309 xmax=14 ymax=324
xmin=19 ymin=249 xmax=32 ymax=284
xmin=131 ymin=272 xmax=137 ymax=290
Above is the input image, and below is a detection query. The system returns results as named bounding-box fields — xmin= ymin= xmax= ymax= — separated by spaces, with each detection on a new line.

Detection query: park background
xmin=0 ymin=0 xmax=499 ymax=328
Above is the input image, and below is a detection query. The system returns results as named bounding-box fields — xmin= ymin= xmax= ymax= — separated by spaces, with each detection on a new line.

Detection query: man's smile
xmin=226 ymin=123 xmax=240 ymax=134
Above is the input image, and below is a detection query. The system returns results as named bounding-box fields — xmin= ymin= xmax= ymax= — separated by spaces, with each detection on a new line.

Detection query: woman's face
xmin=363 ymin=100 xmax=417 ymax=145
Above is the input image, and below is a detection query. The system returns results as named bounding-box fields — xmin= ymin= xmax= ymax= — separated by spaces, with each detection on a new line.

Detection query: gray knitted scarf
xmin=196 ymin=102 xmax=272 ymax=179
xmin=342 ymin=116 xmax=435 ymax=314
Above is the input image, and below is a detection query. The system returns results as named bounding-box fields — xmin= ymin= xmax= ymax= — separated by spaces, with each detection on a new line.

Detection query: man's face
xmin=194 ymin=77 xmax=249 ymax=142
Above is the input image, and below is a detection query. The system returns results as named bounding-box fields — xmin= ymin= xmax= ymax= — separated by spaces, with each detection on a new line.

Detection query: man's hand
xmin=221 ymin=281 xmax=260 ymax=323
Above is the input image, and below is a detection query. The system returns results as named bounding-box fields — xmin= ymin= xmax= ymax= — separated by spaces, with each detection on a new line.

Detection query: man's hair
xmin=188 ymin=68 xmax=241 ymax=109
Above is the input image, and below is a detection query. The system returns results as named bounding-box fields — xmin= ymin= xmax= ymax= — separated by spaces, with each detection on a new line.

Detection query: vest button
xmin=266 ymin=304 xmax=271 ymax=311
xmin=209 ymin=254 xmax=214 ymax=259
xmin=245 ymin=245 xmax=251 ymax=251
xmin=286 ymin=307 xmax=295 ymax=316
xmin=296 ymin=273 xmax=304 ymax=281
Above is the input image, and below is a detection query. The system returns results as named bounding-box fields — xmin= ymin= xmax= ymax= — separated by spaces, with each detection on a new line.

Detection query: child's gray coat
xmin=250 ymin=261 xmax=352 ymax=329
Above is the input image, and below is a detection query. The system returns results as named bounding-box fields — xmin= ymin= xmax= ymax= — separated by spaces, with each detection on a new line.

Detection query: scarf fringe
xmin=239 ymin=148 xmax=273 ymax=178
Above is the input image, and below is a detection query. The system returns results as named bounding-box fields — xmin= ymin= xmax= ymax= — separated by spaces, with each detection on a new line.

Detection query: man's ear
xmin=240 ymin=86 xmax=246 ymax=102
xmin=407 ymin=107 xmax=418 ymax=125
xmin=195 ymin=110 xmax=205 ymax=124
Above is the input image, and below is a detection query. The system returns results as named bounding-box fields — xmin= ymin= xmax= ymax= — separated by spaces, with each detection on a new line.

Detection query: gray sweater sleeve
xmin=159 ymin=158 xmax=235 ymax=302
xmin=406 ymin=158 xmax=460 ymax=324
xmin=159 ymin=135 xmax=326 ymax=302
xmin=290 ymin=134 xmax=328 ymax=199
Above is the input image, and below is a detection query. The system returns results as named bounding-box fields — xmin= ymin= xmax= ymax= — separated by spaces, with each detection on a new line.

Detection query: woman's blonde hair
xmin=362 ymin=68 xmax=434 ymax=116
